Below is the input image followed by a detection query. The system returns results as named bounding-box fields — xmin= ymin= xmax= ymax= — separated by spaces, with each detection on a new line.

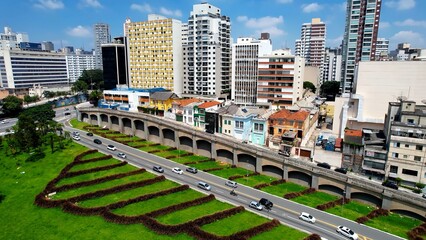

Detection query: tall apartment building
xmin=94 ymin=23 xmax=111 ymax=69
xmin=375 ymin=38 xmax=389 ymax=60
xmin=384 ymin=100 xmax=426 ymax=185
xmin=102 ymin=37 xmax=128 ymax=90
xmin=0 ymin=27 xmax=29 ymax=50
xmin=65 ymin=51 xmax=96 ymax=83
xmin=41 ymin=41 xmax=54 ymax=51
xmin=124 ymin=15 xmax=183 ymax=95
xmin=231 ymin=35 xmax=272 ymax=105
xmin=0 ymin=49 xmax=67 ymax=89
xmin=341 ymin=0 xmax=382 ymax=93
xmin=295 ymin=18 xmax=326 ymax=67
xmin=182 ymin=2 xmax=231 ymax=98
xmin=257 ymin=49 xmax=305 ymax=109
xmin=322 ymin=47 xmax=342 ymax=84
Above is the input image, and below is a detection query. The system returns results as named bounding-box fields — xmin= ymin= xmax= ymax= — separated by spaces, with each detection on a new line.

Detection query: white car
xmin=0 ymin=120 xmax=6 ymax=124
xmin=172 ymin=167 xmax=183 ymax=175
xmin=249 ymin=201 xmax=263 ymax=211
xmin=336 ymin=225 xmax=358 ymax=240
xmin=72 ymin=131 xmax=80 ymax=136
xmin=299 ymin=212 xmax=316 ymax=224
xmin=72 ymin=135 xmax=81 ymax=141
xmin=107 ymin=145 xmax=116 ymax=151
xmin=117 ymin=152 xmax=126 ymax=159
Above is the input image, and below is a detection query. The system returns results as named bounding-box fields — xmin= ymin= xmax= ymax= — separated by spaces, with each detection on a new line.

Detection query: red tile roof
xmin=269 ymin=109 xmax=309 ymax=121
xmin=173 ymin=98 xmax=200 ymax=107
xmin=345 ymin=129 xmax=362 ymax=137
xmin=198 ymin=101 xmax=221 ymax=109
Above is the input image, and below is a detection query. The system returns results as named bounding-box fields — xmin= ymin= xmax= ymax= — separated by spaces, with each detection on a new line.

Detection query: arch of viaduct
xmin=78 ymin=108 xmax=426 ymax=220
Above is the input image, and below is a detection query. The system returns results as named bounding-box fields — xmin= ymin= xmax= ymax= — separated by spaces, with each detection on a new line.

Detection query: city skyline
xmin=0 ymin=0 xmax=424 ymax=51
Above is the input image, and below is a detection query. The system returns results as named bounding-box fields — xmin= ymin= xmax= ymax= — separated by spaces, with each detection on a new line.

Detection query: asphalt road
xmin=63 ymin=119 xmax=403 ymax=240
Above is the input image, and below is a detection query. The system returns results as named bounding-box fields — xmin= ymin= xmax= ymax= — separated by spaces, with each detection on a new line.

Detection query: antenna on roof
xmin=397 ymin=96 xmax=407 ymax=102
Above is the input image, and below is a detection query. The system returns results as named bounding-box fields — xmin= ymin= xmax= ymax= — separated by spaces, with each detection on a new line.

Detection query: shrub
xmin=64 ymin=161 xmax=128 ymax=178
xmin=254 ymin=183 xmax=270 ymax=189
xmin=270 ymin=179 xmax=286 ymax=186
xmin=146 ymin=194 xmax=215 ymax=218
xmin=203 ymin=167 xmax=224 ymax=172
xmin=26 ymin=151 xmax=46 ymax=162
xmin=284 ymin=188 xmax=315 ymax=199
xmin=304 ymin=234 xmax=322 ymax=240
xmin=230 ymin=219 xmax=280 ymax=239
xmin=0 ymin=193 xmax=5 ymax=203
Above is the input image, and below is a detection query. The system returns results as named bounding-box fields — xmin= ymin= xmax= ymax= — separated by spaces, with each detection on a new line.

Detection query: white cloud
xmin=237 ymin=16 xmax=248 ymax=22
xmin=390 ymin=31 xmax=425 ymax=48
xmin=238 ymin=16 xmax=284 ymax=29
xmin=276 ymin=0 xmax=293 ymax=4
xmin=159 ymin=7 xmax=182 ymax=17
xmin=302 ymin=3 xmax=322 ymax=13
xmin=385 ymin=0 xmax=415 ymax=10
xmin=66 ymin=26 xmax=91 ymax=37
xmin=327 ymin=35 xmax=343 ymax=48
xmin=395 ymin=19 xmax=426 ymax=28
xmin=130 ymin=3 xmax=152 ymax=13
xmin=79 ymin=0 xmax=102 ymax=8
xmin=34 ymin=0 xmax=64 ymax=10
xmin=379 ymin=21 xmax=391 ymax=29
xmin=255 ymin=26 xmax=285 ymax=36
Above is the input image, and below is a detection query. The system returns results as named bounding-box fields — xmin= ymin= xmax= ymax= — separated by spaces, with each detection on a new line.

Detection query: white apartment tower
xmin=94 ymin=23 xmax=111 ymax=69
xmin=231 ymin=36 xmax=272 ymax=105
xmin=322 ymin=47 xmax=342 ymax=83
xmin=182 ymin=3 xmax=231 ymax=98
xmin=375 ymin=38 xmax=389 ymax=60
xmin=65 ymin=51 xmax=96 ymax=82
xmin=295 ymin=18 xmax=326 ymax=67
xmin=124 ymin=15 xmax=183 ymax=95
xmin=0 ymin=27 xmax=29 ymax=50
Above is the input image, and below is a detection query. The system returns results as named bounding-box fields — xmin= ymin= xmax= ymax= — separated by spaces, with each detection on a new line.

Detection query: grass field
xmin=171 ymin=155 xmax=210 ymax=164
xmin=365 ymin=212 xmax=422 ymax=239
xmin=250 ymin=224 xmax=309 ymax=240
xmin=189 ymin=160 xmax=228 ymax=170
xmin=262 ymin=182 xmax=308 ymax=197
xmin=154 ymin=149 xmax=187 ymax=158
xmin=292 ymin=191 xmax=339 ymax=208
xmin=326 ymin=200 xmax=375 ymax=221
xmin=209 ymin=167 xmax=254 ymax=179
xmin=139 ymin=145 xmax=171 ymax=152
xmin=234 ymin=174 xmax=277 ymax=187
xmin=80 ymin=151 xmax=107 ymax=160
xmin=68 ymin=158 xmax=119 ymax=172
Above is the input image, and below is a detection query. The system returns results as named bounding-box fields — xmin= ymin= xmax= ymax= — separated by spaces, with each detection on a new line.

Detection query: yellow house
xmin=149 ymin=92 xmax=179 ymax=111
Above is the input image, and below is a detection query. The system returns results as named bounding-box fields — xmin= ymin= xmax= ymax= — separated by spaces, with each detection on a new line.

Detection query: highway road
xmin=63 ymin=119 xmax=403 ymax=240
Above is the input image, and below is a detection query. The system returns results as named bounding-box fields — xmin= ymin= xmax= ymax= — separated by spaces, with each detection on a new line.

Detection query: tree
xmin=1 ymin=95 xmax=23 ymax=117
xmin=15 ymin=113 xmax=41 ymax=152
xmin=43 ymin=91 xmax=55 ymax=99
xmin=89 ymin=90 xmax=103 ymax=106
xmin=303 ymin=81 xmax=316 ymax=93
xmin=320 ymin=81 xmax=340 ymax=99
xmin=21 ymin=104 xmax=55 ymax=135
xmin=71 ymin=80 xmax=88 ymax=94
xmin=78 ymin=69 xmax=104 ymax=90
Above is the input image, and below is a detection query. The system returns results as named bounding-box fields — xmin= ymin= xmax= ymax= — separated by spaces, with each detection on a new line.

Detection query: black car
xmin=93 ymin=139 xmax=102 ymax=144
xmin=86 ymin=132 xmax=93 ymax=136
xmin=317 ymin=162 xmax=331 ymax=169
xmin=334 ymin=167 xmax=348 ymax=174
xmin=259 ymin=198 xmax=273 ymax=209
xmin=205 ymin=128 xmax=214 ymax=134
xmin=186 ymin=167 xmax=198 ymax=174
xmin=153 ymin=165 xmax=164 ymax=173
xmin=382 ymin=181 xmax=398 ymax=190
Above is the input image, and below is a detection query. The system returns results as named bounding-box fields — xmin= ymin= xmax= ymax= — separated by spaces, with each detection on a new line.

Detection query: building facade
xmin=231 ymin=36 xmax=272 ymax=105
xmin=102 ymin=37 xmax=128 ymax=90
xmin=295 ymin=18 xmax=326 ymax=67
xmin=341 ymin=0 xmax=382 ymax=93
xmin=257 ymin=49 xmax=304 ymax=109
xmin=65 ymin=52 xmax=96 ymax=83
xmin=94 ymin=23 xmax=111 ymax=69
xmin=0 ymin=27 xmax=29 ymax=50
xmin=375 ymin=38 xmax=389 ymax=60
xmin=322 ymin=47 xmax=342 ymax=84
xmin=182 ymin=2 xmax=231 ymax=98
xmin=125 ymin=15 xmax=183 ymax=96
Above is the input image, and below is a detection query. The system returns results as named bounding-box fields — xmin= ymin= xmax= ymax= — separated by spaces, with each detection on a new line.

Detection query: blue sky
xmin=1 ymin=0 xmax=425 ymax=51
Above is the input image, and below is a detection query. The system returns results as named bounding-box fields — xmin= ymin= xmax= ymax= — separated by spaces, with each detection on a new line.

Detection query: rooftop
xmin=269 ymin=109 xmax=310 ymax=122
xmin=198 ymin=101 xmax=221 ymax=109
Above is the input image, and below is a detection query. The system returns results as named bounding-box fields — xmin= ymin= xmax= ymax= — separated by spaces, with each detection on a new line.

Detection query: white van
xmin=225 ymin=180 xmax=237 ymax=188
xmin=197 ymin=181 xmax=211 ymax=191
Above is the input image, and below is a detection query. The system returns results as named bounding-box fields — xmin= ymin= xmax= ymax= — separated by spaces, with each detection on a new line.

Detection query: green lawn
xmin=189 ymin=161 xmax=227 ymax=170
xmin=139 ymin=145 xmax=171 ymax=152
xmin=250 ymin=224 xmax=309 ymax=240
xmin=292 ymin=191 xmax=339 ymax=208
xmin=0 ymin=142 xmax=191 ymax=240
xmin=155 ymin=149 xmax=187 ymax=158
xmin=201 ymin=211 xmax=269 ymax=236
xmin=52 ymin=171 xmax=154 ymax=200
xmin=127 ymin=141 xmax=150 ymax=147
xmin=326 ymin=200 xmax=375 ymax=221
xmin=235 ymin=174 xmax=277 ymax=188
xmin=70 ymin=118 xmax=90 ymax=130
xmin=262 ymin=182 xmax=308 ymax=197
xmin=78 ymin=180 xmax=180 ymax=208
xmin=68 ymin=158 xmax=119 ymax=172
xmin=112 ymin=189 xmax=204 ymax=216
xmin=365 ymin=213 xmax=422 ymax=239
xmin=115 ymin=136 xmax=140 ymax=142
xmin=156 ymin=200 xmax=233 ymax=225
xmin=80 ymin=151 xmax=107 ymax=161
xmin=171 ymin=155 xmax=210 ymax=164
xmin=209 ymin=167 xmax=253 ymax=179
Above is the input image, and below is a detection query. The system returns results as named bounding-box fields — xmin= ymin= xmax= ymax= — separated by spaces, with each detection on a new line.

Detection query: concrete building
xmin=231 ymin=35 xmax=272 ymax=105
xmin=375 ymin=38 xmax=389 ymax=61
xmin=295 ymin=18 xmax=326 ymax=67
xmin=100 ymin=87 xmax=166 ymax=112
xmin=124 ymin=15 xmax=183 ymax=96
xmin=257 ymin=49 xmax=304 ymax=109
xmin=341 ymin=0 xmax=382 ymax=93
xmin=41 ymin=41 xmax=54 ymax=51
xmin=0 ymin=49 xmax=67 ymax=89
xmin=182 ymin=2 xmax=231 ymax=98
xmin=384 ymin=101 xmax=426 ymax=185
xmin=322 ymin=47 xmax=342 ymax=84
xmin=102 ymin=37 xmax=128 ymax=90
xmin=94 ymin=23 xmax=111 ymax=69
xmin=0 ymin=27 xmax=29 ymax=50
xmin=65 ymin=51 xmax=96 ymax=83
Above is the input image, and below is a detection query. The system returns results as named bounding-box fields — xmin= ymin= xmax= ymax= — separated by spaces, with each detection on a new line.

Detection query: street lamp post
xmin=341 ymin=190 xmax=346 ymax=215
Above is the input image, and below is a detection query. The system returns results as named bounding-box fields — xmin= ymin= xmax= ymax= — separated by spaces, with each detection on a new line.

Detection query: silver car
xmin=336 ymin=225 xmax=358 ymax=240
xmin=299 ymin=212 xmax=316 ymax=224
xmin=249 ymin=201 xmax=263 ymax=211
xmin=225 ymin=180 xmax=238 ymax=188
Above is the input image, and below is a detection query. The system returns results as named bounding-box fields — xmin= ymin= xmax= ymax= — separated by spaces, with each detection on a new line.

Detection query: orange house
xmin=268 ymin=109 xmax=310 ymax=140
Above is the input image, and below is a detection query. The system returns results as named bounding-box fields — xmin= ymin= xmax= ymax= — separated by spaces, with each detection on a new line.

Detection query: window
xmin=405 ymin=144 xmax=409 ymax=148
xmin=392 ymin=152 xmax=399 ymax=158
xmin=416 ymin=145 xmax=423 ymax=151
xmin=235 ymin=121 xmax=244 ymax=129
xmin=402 ymin=169 xmax=418 ymax=176
xmin=254 ymin=123 xmax=264 ymax=132
xmin=390 ymin=165 xmax=398 ymax=173
xmin=414 ymin=156 xmax=422 ymax=161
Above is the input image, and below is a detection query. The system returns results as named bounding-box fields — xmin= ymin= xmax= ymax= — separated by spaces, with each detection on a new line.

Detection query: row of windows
xmin=393 ymin=142 xmax=424 ymax=150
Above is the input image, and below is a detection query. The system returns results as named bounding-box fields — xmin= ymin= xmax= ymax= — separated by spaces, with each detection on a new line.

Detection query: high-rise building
xmin=94 ymin=23 xmax=111 ymax=69
xmin=0 ymin=27 xmax=29 ymax=50
xmin=375 ymin=38 xmax=389 ymax=61
xmin=322 ymin=47 xmax=342 ymax=83
xmin=124 ymin=15 xmax=183 ymax=95
xmin=41 ymin=41 xmax=54 ymax=51
xmin=257 ymin=49 xmax=305 ymax=109
xmin=231 ymin=35 xmax=272 ymax=105
xmin=102 ymin=37 xmax=128 ymax=90
xmin=182 ymin=2 xmax=231 ymax=98
xmin=341 ymin=0 xmax=382 ymax=93
xmin=295 ymin=18 xmax=326 ymax=67
xmin=65 ymin=50 xmax=96 ymax=83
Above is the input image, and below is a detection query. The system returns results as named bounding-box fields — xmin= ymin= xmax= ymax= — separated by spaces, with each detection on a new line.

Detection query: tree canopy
xmin=1 ymin=95 xmax=23 ymax=117
xmin=303 ymin=81 xmax=316 ymax=93
xmin=78 ymin=69 xmax=104 ymax=90
xmin=320 ymin=81 xmax=340 ymax=99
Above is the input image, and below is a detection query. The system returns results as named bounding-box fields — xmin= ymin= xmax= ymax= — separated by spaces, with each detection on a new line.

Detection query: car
xmin=0 ymin=120 xmax=6 ymax=124
xmin=186 ymin=167 xmax=198 ymax=174
xmin=225 ymin=180 xmax=238 ymax=188
xmin=197 ymin=181 xmax=211 ymax=191
xmin=117 ymin=152 xmax=126 ymax=159
xmin=72 ymin=135 xmax=81 ymax=141
xmin=72 ymin=131 xmax=80 ymax=136
xmin=86 ymin=132 xmax=94 ymax=136
xmin=107 ymin=145 xmax=116 ymax=151
xmin=317 ymin=162 xmax=331 ymax=169
xmin=335 ymin=167 xmax=348 ymax=174
xmin=172 ymin=167 xmax=183 ymax=175
xmin=93 ymin=139 xmax=102 ymax=144
xmin=249 ymin=201 xmax=263 ymax=211
xmin=153 ymin=166 xmax=164 ymax=173
xmin=422 ymin=193 xmax=426 ymax=199
xmin=336 ymin=225 xmax=358 ymax=240
xmin=382 ymin=181 xmax=398 ymax=190
xmin=64 ymin=112 xmax=71 ymax=116
xmin=259 ymin=198 xmax=273 ymax=209
xmin=299 ymin=212 xmax=316 ymax=224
